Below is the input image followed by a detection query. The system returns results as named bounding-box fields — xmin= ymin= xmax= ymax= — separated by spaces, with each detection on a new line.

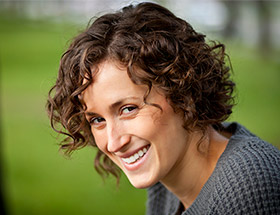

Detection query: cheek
xmin=126 ymin=115 xmax=167 ymax=143
xmin=91 ymin=130 xmax=108 ymax=153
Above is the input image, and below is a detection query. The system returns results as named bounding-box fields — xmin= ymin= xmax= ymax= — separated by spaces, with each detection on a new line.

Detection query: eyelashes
xmin=87 ymin=105 xmax=139 ymax=128
xmin=90 ymin=117 xmax=105 ymax=125
xmin=121 ymin=106 xmax=138 ymax=114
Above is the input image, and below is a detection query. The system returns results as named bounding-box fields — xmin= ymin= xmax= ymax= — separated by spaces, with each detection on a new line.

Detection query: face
xmin=83 ymin=60 xmax=190 ymax=188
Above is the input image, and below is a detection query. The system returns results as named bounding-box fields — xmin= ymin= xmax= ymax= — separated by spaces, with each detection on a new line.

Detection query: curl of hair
xmin=46 ymin=2 xmax=235 ymax=181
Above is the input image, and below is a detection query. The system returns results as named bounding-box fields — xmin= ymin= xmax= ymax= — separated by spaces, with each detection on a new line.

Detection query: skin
xmin=82 ymin=59 xmax=229 ymax=209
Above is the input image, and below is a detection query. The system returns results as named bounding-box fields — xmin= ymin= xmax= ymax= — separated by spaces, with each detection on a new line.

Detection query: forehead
xmin=82 ymin=60 xmax=147 ymax=109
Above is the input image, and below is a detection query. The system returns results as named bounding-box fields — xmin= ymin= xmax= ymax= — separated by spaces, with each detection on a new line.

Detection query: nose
xmin=106 ymin=121 xmax=131 ymax=153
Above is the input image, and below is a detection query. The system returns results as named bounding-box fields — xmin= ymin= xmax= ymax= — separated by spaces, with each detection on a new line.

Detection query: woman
xmin=47 ymin=2 xmax=280 ymax=214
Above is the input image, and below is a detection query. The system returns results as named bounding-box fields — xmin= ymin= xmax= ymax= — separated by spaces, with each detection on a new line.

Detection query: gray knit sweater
xmin=146 ymin=122 xmax=280 ymax=215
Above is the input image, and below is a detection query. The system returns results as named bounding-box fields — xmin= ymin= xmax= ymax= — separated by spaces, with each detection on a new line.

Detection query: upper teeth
xmin=122 ymin=147 xmax=148 ymax=164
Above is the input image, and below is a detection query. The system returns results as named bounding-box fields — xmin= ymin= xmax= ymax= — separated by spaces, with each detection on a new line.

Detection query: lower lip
xmin=121 ymin=146 xmax=150 ymax=171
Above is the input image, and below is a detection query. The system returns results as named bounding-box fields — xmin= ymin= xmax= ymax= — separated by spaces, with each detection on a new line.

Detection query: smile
xmin=121 ymin=146 xmax=150 ymax=164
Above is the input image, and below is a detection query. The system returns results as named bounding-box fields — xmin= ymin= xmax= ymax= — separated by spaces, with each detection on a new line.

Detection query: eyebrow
xmin=84 ymin=96 xmax=141 ymax=116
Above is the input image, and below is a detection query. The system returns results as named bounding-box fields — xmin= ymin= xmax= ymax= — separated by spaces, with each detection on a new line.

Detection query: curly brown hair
xmin=47 ymin=2 xmax=235 ymax=181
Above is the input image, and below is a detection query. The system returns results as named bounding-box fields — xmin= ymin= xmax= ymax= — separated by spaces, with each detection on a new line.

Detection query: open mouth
xmin=121 ymin=145 xmax=150 ymax=164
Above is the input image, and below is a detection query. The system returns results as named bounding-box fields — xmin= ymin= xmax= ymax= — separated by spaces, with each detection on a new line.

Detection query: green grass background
xmin=1 ymin=15 xmax=279 ymax=215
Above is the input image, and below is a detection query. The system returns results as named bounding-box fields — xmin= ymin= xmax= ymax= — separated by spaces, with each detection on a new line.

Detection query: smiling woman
xmin=81 ymin=60 xmax=192 ymax=189
xmin=46 ymin=2 xmax=280 ymax=215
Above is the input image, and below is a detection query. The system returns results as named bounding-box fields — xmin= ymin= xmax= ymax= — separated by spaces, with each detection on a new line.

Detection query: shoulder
xmin=210 ymin=123 xmax=280 ymax=214
xmin=222 ymin=123 xmax=280 ymax=180
xmin=221 ymin=122 xmax=280 ymax=173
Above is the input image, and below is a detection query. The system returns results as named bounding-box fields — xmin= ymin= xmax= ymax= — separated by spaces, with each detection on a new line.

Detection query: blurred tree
xmin=1 ymin=0 xmax=24 ymax=16
xmin=222 ymin=0 xmax=273 ymax=54
xmin=256 ymin=0 xmax=272 ymax=55
xmin=223 ymin=0 xmax=239 ymax=39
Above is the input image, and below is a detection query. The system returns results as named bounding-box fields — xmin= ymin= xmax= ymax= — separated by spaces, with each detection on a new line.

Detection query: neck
xmin=160 ymin=126 xmax=229 ymax=209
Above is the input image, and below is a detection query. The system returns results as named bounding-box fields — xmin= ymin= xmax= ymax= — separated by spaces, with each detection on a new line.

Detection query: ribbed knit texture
xmin=146 ymin=122 xmax=280 ymax=215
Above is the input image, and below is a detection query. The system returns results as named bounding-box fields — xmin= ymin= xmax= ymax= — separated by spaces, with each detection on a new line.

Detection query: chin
xmin=130 ymin=181 xmax=156 ymax=189
xmin=127 ymin=175 xmax=158 ymax=189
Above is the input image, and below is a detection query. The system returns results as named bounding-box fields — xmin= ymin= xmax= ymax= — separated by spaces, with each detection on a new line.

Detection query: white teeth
xmin=138 ymin=150 xmax=144 ymax=157
xmin=121 ymin=146 xmax=149 ymax=164
xmin=128 ymin=157 xmax=134 ymax=163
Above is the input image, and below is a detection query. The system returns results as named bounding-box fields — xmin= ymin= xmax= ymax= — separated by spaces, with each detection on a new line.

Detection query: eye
xmin=89 ymin=117 xmax=105 ymax=126
xmin=121 ymin=106 xmax=137 ymax=115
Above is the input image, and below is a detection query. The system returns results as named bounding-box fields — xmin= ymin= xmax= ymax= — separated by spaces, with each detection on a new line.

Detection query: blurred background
xmin=0 ymin=0 xmax=279 ymax=214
